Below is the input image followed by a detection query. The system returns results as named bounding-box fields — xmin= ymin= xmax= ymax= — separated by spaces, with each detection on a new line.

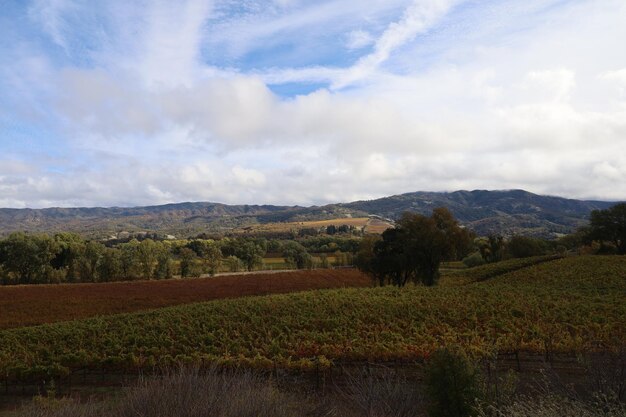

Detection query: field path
xmin=0 ymin=269 xmax=371 ymax=330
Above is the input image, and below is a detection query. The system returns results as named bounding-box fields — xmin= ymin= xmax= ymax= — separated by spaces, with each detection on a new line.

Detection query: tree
xmin=136 ymin=239 xmax=160 ymax=279
xmin=155 ymin=244 xmax=174 ymax=279
xmin=97 ymin=247 xmax=122 ymax=282
xmin=187 ymin=240 xmax=222 ymax=276
xmin=179 ymin=247 xmax=198 ymax=278
xmin=282 ymin=241 xmax=313 ymax=269
xmin=588 ymin=203 xmax=626 ymax=255
xmin=235 ymin=240 xmax=266 ymax=271
xmin=358 ymin=208 xmax=473 ymax=287
xmin=0 ymin=232 xmax=60 ymax=284
xmin=52 ymin=232 xmax=85 ymax=282
xmin=119 ymin=240 xmax=142 ymax=280
xmin=78 ymin=241 xmax=104 ymax=282
xmin=224 ymin=255 xmax=244 ymax=272
xmin=355 ymin=234 xmax=382 ymax=280
xmin=478 ymin=235 xmax=505 ymax=263
xmin=506 ymin=236 xmax=547 ymax=258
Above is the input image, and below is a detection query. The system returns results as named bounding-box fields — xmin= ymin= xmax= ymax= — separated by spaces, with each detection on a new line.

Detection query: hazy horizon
xmin=2 ymin=0 xmax=626 ymax=208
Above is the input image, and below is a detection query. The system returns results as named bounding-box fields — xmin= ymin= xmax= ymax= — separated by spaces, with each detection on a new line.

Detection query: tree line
xmin=1 ymin=203 xmax=622 ymax=286
xmin=0 ymin=234 xmax=358 ymax=285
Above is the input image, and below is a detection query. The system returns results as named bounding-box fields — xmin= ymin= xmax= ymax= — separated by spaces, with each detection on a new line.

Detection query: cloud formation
xmin=0 ymin=0 xmax=625 ymax=208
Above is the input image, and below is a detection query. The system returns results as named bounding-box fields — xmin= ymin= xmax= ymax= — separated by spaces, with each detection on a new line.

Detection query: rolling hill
xmin=0 ymin=190 xmax=618 ymax=238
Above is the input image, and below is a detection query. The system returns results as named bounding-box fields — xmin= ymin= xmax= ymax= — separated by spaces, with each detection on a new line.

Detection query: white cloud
xmin=136 ymin=0 xmax=213 ymax=88
xmin=332 ymin=0 xmax=457 ymax=89
xmin=2 ymin=0 xmax=626 ymax=208
xmin=346 ymin=30 xmax=374 ymax=50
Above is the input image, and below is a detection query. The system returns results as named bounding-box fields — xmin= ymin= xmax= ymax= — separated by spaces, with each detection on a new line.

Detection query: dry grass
xmin=10 ymin=367 xmax=336 ymax=417
xmin=0 ymin=269 xmax=371 ymax=329
xmin=237 ymin=217 xmax=393 ymax=234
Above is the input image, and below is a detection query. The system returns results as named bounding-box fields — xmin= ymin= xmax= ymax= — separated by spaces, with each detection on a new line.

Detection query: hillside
xmin=0 ymin=190 xmax=617 ymax=238
xmin=342 ymin=189 xmax=615 ymax=237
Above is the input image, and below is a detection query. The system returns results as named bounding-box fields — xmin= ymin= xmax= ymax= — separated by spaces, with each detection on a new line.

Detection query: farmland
xmin=0 ymin=269 xmax=371 ymax=330
xmin=0 ymin=256 xmax=624 ymax=381
xmin=234 ymin=216 xmax=393 ymax=234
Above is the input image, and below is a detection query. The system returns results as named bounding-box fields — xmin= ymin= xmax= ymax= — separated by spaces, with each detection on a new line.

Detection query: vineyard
xmin=0 ymin=256 xmax=624 ymax=382
xmin=440 ymin=254 xmax=564 ymax=286
xmin=0 ymin=269 xmax=371 ymax=329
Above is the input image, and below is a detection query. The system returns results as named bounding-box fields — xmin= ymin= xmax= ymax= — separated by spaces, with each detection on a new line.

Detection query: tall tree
xmin=137 ymin=239 xmax=159 ymax=279
xmin=589 ymin=203 xmax=626 ymax=254
xmin=78 ymin=241 xmax=104 ymax=282
xmin=179 ymin=247 xmax=198 ymax=278
xmin=52 ymin=232 xmax=85 ymax=282
xmin=97 ymin=247 xmax=123 ymax=282
xmin=187 ymin=240 xmax=222 ymax=276
xmin=0 ymin=233 xmax=60 ymax=284
xmin=358 ymin=208 xmax=472 ymax=287
xmin=282 ymin=241 xmax=312 ymax=269
xmin=234 ymin=240 xmax=266 ymax=271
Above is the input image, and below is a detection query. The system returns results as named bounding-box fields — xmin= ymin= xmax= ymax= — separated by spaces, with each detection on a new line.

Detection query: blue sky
xmin=1 ymin=0 xmax=625 ymax=208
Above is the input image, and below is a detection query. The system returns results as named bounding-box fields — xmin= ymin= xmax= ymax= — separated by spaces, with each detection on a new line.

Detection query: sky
xmin=1 ymin=0 xmax=625 ymax=208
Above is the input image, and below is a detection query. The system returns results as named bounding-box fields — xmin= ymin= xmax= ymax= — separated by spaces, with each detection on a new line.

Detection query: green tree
xmin=224 ymin=255 xmax=244 ymax=272
xmin=319 ymin=253 xmax=330 ymax=269
xmin=97 ymin=247 xmax=123 ymax=282
xmin=506 ymin=236 xmax=547 ymax=258
xmin=119 ymin=240 xmax=142 ymax=280
xmin=282 ymin=241 xmax=312 ymax=269
xmin=187 ymin=240 xmax=222 ymax=276
xmin=360 ymin=208 xmax=472 ymax=286
xmin=52 ymin=232 xmax=85 ymax=282
xmin=588 ymin=203 xmax=626 ymax=255
xmin=179 ymin=247 xmax=197 ymax=278
xmin=155 ymin=244 xmax=174 ymax=279
xmin=0 ymin=232 xmax=60 ymax=284
xmin=235 ymin=240 xmax=266 ymax=271
xmin=78 ymin=241 xmax=104 ymax=282
xmin=137 ymin=239 xmax=160 ymax=279
xmin=478 ymin=235 xmax=505 ymax=263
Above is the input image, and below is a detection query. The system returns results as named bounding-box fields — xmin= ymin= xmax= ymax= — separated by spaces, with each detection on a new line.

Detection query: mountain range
xmin=0 ymin=190 xmax=618 ymax=239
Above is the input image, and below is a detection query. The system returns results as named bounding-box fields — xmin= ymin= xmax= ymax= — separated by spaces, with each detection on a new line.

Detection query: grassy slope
xmin=0 ymin=256 xmax=624 ymax=378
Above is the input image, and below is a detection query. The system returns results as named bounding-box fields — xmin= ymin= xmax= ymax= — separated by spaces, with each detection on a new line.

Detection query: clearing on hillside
xmin=235 ymin=217 xmax=393 ymax=234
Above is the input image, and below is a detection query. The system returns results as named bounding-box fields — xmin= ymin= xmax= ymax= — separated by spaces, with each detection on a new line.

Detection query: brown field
xmin=0 ymin=269 xmax=371 ymax=330
xmin=364 ymin=218 xmax=394 ymax=233
xmin=238 ymin=217 xmax=393 ymax=234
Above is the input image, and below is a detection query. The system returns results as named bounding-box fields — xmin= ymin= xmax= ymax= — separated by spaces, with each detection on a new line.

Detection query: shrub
xmin=425 ymin=348 xmax=482 ymax=417
xmin=506 ymin=236 xmax=547 ymax=259
xmin=462 ymin=252 xmax=486 ymax=268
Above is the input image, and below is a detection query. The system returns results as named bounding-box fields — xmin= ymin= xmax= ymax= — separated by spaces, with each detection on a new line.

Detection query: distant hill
xmin=0 ymin=190 xmax=618 ymax=238
xmin=341 ymin=189 xmax=616 ymax=237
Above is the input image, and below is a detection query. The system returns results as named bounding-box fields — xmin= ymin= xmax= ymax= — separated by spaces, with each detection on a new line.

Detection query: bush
xmin=462 ymin=252 xmax=486 ymax=268
xmin=425 ymin=349 xmax=482 ymax=417
xmin=506 ymin=236 xmax=547 ymax=259
xmin=224 ymin=255 xmax=244 ymax=272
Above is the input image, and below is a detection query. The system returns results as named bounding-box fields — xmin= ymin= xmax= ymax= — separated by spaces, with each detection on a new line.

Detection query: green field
xmin=0 ymin=256 xmax=624 ymax=380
